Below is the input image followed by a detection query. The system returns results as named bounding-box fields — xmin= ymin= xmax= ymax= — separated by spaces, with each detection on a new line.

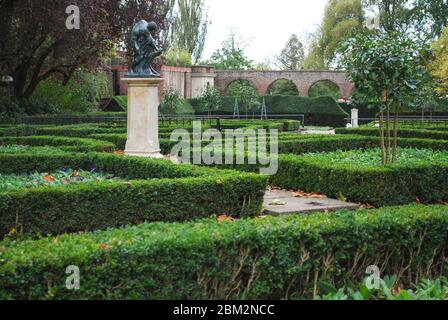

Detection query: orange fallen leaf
xmin=114 ymin=150 xmax=125 ymax=155
xmin=292 ymin=190 xmax=326 ymax=199
xmin=99 ymin=243 xmax=109 ymax=250
xmin=43 ymin=175 xmax=56 ymax=182
xmin=217 ymin=215 xmax=235 ymax=223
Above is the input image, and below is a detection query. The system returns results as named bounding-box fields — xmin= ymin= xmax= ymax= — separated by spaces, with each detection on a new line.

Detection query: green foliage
xmin=276 ymin=34 xmax=305 ymax=70
xmin=0 ymin=152 xmax=266 ymax=237
xmin=160 ymin=87 xmax=184 ymax=117
xmin=226 ymin=80 xmax=260 ymax=116
xmin=199 ymin=82 xmax=222 ymax=116
xmin=269 ymin=150 xmax=448 ymax=206
xmin=208 ymin=32 xmax=254 ymax=70
xmin=303 ymin=0 xmax=364 ymax=68
xmin=339 ymin=30 xmax=430 ymax=163
xmin=1 ymin=204 xmax=448 ymax=299
xmin=0 ymin=136 xmax=115 ymax=153
xmin=308 ymin=80 xmax=341 ymax=99
xmin=165 ymin=47 xmax=193 ymax=67
xmin=0 ymin=96 xmax=23 ymax=122
xmin=0 ymin=169 xmax=119 ymax=193
xmin=429 ymin=26 xmax=448 ymax=97
xmin=171 ymin=0 xmax=209 ymax=63
xmin=32 ymin=70 xmax=111 ymax=114
xmin=336 ymin=127 xmax=448 ymax=140
xmin=317 ymin=277 xmax=448 ymax=300
xmin=268 ymin=80 xmax=299 ymax=96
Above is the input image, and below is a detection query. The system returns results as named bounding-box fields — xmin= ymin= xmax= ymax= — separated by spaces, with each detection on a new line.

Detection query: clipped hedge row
xmin=0 ymin=136 xmax=115 ymax=152
xmin=336 ymin=127 xmax=448 ymax=141
xmin=269 ymin=153 xmax=448 ymax=206
xmin=189 ymin=96 xmax=348 ymax=127
xmin=1 ymin=205 xmax=447 ymax=299
xmin=0 ymin=152 xmax=267 ymax=237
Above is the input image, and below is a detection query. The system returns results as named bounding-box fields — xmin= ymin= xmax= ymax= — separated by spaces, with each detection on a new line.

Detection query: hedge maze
xmin=1 ymin=119 xmax=448 ymax=299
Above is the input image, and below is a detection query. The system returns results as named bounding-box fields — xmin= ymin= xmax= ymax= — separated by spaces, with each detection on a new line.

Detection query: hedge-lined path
xmin=263 ymin=189 xmax=359 ymax=215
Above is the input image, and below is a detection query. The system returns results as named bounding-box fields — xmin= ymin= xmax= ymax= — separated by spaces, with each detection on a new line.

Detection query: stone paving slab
xmin=263 ymin=190 xmax=359 ymax=215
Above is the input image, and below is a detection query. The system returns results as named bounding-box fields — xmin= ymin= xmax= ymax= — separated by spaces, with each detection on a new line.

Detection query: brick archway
xmin=215 ymin=70 xmax=354 ymax=98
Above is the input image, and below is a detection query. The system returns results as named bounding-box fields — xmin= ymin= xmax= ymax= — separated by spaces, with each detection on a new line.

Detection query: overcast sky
xmin=202 ymin=0 xmax=329 ymax=64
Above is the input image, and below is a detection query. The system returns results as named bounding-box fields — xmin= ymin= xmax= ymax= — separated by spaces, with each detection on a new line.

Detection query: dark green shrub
xmin=0 ymin=153 xmax=267 ymax=237
xmin=0 ymin=136 xmax=115 ymax=152
xmin=1 ymin=205 xmax=447 ymax=299
xmin=336 ymin=127 xmax=448 ymax=140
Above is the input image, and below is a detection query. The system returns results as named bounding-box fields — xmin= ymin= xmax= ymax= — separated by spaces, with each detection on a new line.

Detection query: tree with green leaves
xmin=363 ymin=0 xmax=412 ymax=34
xmin=304 ymin=0 xmax=364 ymax=69
xmin=208 ymin=32 xmax=254 ymax=70
xmin=412 ymin=0 xmax=448 ymax=39
xmin=227 ymin=80 xmax=260 ymax=118
xmin=276 ymin=34 xmax=305 ymax=70
xmin=165 ymin=47 xmax=193 ymax=67
xmin=200 ymin=82 xmax=222 ymax=117
xmin=160 ymin=87 xmax=183 ymax=119
xmin=339 ymin=31 xmax=429 ymax=164
xmin=171 ymin=0 xmax=209 ymax=63
xmin=428 ymin=26 xmax=448 ymax=97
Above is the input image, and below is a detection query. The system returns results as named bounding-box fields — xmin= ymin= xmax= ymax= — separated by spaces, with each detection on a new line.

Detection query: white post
xmin=121 ymin=77 xmax=164 ymax=158
xmin=351 ymin=108 xmax=359 ymax=128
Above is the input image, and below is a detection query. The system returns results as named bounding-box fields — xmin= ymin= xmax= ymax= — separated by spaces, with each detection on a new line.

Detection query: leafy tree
xmin=339 ymin=31 xmax=429 ymax=164
xmin=304 ymin=0 xmax=364 ymax=69
xmin=208 ymin=32 xmax=254 ymax=70
xmin=412 ymin=0 xmax=448 ymax=39
xmin=276 ymin=34 xmax=305 ymax=70
xmin=363 ymin=0 xmax=412 ymax=34
xmin=227 ymin=80 xmax=260 ymax=118
xmin=199 ymin=82 xmax=222 ymax=117
xmin=0 ymin=0 xmax=124 ymax=102
xmin=428 ymin=26 xmax=448 ymax=97
xmin=171 ymin=0 xmax=209 ymax=63
xmin=165 ymin=47 xmax=193 ymax=67
xmin=160 ymin=87 xmax=183 ymax=118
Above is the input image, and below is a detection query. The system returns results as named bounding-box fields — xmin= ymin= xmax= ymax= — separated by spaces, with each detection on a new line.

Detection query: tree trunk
xmin=379 ymin=108 xmax=386 ymax=165
xmin=392 ymin=103 xmax=399 ymax=162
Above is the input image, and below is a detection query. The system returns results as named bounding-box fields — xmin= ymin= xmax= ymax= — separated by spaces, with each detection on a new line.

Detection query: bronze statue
xmin=128 ymin=20 xmax=163 ymax=77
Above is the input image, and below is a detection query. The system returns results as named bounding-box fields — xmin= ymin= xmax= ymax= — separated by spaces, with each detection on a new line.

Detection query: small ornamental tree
xmin=230 ymin=81 xmax=260 ymax=119
xmin=160 ymin=87 xmax=183 ymax=120
xmin=339 ymin=31 xmax=429 ymax=164
xmin=200 ymin=82 xmax=221 ymax=117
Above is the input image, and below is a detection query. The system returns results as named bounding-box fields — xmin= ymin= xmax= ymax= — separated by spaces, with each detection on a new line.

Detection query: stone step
xmin=263 ymin=190 xmax=359 ymax=215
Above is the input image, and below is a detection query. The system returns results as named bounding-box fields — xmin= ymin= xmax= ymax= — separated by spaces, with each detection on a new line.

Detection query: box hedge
xmin=0 ymin=136 xmax=115 ymax=152
xmin=336 ymin=127 xmax=448 ymax=141
xmin=189 ymin=95 xmax=348 ymax=127
xmin=269 ymin=153 xmax=448 ymax=206
xmin=0 ymin=152 xmax=267 ymax=237
xmin=0 ymin=205 xmax=447 ymax=299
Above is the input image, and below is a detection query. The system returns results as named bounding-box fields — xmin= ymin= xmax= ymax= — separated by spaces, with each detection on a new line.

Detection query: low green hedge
xmin=0 ymin=152 xmax=267 ymax=237
xmin=336 ymin=127 xmax=448 ymax=141
xmin=1 ymin=204 xmax=447 ymax=299
xmin=0 ymin=136 xmax=115 ymax=152
xmin=268 ymin=153 xmax=448 ymax=206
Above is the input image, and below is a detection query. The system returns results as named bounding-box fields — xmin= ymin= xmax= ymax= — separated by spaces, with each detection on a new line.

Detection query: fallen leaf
xmin=43 ymin=175 xmax=56 ymax=182
xmin=114 ymin=150 xmax=125 ymax=155
xmin=217 ymin=215 xmax=235 ymax=223
xmin=267 ymin=185 xmax=281 ymax=192
xmin=293 ymin=190 xmax=326 ymax=199
xmin=269 ymin=199 xmax=287 ymax=206
xmin=99 ymin=243 xmax=109 ymax=250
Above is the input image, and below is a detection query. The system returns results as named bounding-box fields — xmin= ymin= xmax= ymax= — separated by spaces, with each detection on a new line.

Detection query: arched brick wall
xmin=215 ymin=70 xmax=355 ymax=98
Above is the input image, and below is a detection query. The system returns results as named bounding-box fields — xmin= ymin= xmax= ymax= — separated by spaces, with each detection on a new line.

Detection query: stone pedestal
xmin=351 ymin=108 xmax=359 ymax=128
xmin=121 ymin=77 xmax=164 ymax=158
